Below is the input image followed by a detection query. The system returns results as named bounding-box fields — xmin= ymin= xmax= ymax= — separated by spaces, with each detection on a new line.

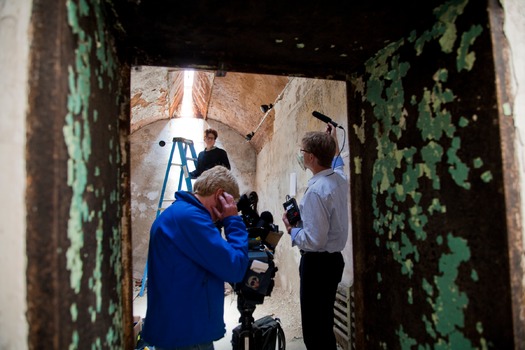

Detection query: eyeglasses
xmin=205 ymin=136 xmax=215 ymax=141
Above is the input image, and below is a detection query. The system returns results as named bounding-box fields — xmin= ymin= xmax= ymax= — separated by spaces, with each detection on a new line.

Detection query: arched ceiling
xmin=202 ymin=72 xmax=289 ymax=152
xmin=109 ymin=0 xmax=442 ymax=150
xmin=130 ymin=69 xmax=288 ymax=152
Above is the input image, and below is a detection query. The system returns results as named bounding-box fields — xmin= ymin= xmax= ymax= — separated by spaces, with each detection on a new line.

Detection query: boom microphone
xmin=312 ymin=111 xmax=343 ymax=129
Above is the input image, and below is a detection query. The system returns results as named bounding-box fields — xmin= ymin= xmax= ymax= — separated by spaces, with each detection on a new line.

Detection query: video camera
xmin=231 ymin=191 xmax=286 ymax=350
xmin=233 ymin=191 xmax=282 ymax=306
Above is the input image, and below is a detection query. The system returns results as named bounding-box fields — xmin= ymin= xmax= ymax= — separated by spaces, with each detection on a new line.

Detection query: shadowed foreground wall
xmin=349 ymin=1 xmax=516 ymax=348
xmin=3 ymin=0 xmax=525 ymax=348
xmin=25 ymin=1 xmax=132 ymax=348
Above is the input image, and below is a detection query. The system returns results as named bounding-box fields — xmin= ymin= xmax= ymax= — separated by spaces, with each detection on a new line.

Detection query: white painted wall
xmin=0 ymin=1 xmax=30 ymax=349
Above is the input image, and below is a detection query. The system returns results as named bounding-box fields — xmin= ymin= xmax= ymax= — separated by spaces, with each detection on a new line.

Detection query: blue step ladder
xmin=138 ymin=137 xmax=198 ymax=297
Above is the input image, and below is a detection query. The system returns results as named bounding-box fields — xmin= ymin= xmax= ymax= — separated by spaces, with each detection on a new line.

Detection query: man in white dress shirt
xmin=283 ymin=124 xmax=348 ymax=350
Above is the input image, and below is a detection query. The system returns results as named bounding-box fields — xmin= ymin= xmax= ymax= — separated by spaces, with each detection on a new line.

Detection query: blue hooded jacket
xmin=142 ymin=191 xmax=249 ymax=347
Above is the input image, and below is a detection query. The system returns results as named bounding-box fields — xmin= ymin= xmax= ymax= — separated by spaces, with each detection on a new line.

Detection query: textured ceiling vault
xmin=107 ymin=0 xmax=442 ymax=150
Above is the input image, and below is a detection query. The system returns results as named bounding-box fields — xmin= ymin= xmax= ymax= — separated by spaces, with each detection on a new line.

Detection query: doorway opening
xmin=129 ymin=66 xmax=353 ymax=348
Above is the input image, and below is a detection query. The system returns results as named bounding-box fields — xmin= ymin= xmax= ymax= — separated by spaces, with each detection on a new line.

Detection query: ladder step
xmin=172 ymin=137 xmax=194 ymax=145
xmin=171 ymin=159 xmax=196 ymax=166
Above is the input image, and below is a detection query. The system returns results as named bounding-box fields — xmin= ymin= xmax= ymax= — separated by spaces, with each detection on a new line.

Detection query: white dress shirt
xmin=291 ymin=160 xmax=349 ymax=253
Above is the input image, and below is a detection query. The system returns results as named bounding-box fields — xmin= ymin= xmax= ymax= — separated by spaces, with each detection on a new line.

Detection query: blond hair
xmin=193 ymin=165 xmax=240 ymax=199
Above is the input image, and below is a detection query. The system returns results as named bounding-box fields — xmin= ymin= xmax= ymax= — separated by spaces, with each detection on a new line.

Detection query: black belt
xmin=300 ymin=250 xmax=339 ymax=256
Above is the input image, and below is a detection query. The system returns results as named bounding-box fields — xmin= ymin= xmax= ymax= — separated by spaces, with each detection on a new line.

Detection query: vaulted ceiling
xmin=106 ymin=0 xmax=442 ymax=149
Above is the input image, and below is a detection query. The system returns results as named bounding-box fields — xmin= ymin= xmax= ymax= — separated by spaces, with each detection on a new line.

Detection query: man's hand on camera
xmin=213 ymin=192 xmax=238 ymax=221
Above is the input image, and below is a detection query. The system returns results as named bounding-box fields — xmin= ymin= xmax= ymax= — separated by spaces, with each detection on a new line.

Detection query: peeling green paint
xmin=459 ymin=116 xmax=469 ymax=127
xmin=416 ymin=70 xmax=456 ymax=142
xmin=69 ymin=331 xmax=79 ymax=350
xmin=400 ymin=234 xmax=477 ymax=349
xmin=353 ymin=113 xmax=366 ymax=144
xmin=473 ymin=157 xmax=483 ymax=168
xmin=412 ymin=0 xmax=468 ymax=56
xmin=421 ymin=142 xmax=444 ymax=190
xmin=71 ymin=303 xmax=78 ymax=322
xmin=434 ymin=0 xmax=468 ymax=53
xmin=65 ymin=0 xmax=123 ymax=347
xmin=89 ymin=305 xmax=96 ymax=322
xmin=471 ymin=269 xmax=478 ymax=281
xmin=428 ymin=198 xmax=446 ymax=214
xmin=92 ymin=337 xmax=102 ymax=350
xmin=447 ymin=137 xmax=470 ymax=189
xmin=481 ymin=171 xmax=493 ymax=183
xmin=398 ymin=325 xmax=417 ymax=349
xmin=457 ymin=25 xmax=483 ymax=72
xmin=353 ymin=0 xmax=494 ymax=347
xmin=93 ymin=217 xmax=104 ymax=313
xmin=434 ymin=234 xmax=470 ymax=332
xmin=353 ymin=156 xmax=362 ymax=174
xmin=503 ymin=102 xmax=512 ymax=116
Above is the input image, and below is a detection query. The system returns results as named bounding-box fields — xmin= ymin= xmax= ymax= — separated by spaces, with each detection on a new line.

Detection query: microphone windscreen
xmin=312 ymin=111 xmax=332 ymax=124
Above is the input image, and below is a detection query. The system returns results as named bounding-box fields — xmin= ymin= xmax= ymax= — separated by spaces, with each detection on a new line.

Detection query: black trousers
xmin=299 ymin=251 xmax=344 ymax=350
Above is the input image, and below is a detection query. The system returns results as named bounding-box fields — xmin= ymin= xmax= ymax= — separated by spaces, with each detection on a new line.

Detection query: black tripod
xmin=232 ymin=292 xmax=285 ymax=350
xmin=235 ymin=295 xmax=258 ymax=349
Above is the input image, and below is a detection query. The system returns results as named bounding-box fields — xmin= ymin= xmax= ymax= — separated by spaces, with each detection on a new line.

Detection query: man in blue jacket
xmin=142 ymin=165 xmax=249 ymax=350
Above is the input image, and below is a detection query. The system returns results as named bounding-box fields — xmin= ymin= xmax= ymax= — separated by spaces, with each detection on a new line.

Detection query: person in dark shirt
xmin=190 ymin=128 xmax=231 ymax=179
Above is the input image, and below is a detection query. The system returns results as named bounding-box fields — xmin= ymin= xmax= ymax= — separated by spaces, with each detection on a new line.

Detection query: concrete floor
xmin=133 ymin=291 xmax=307 ymax=350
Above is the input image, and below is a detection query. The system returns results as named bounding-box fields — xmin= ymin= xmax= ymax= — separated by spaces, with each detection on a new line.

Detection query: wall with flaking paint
xmin=23 ymin=0 xmax=132 ymax=348
xmin=349 ymin=0 xmax=514 ymax=347
xmin=3 ymin=0 xmax=525 ymax=349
